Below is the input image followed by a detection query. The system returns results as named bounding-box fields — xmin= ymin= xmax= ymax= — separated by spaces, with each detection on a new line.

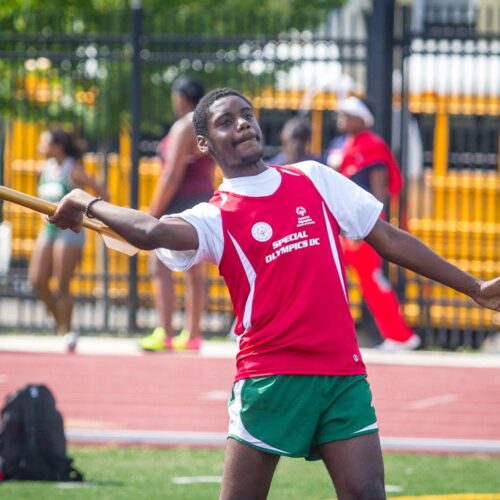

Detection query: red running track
xmin=1 ymin=351 xmax=499 ymax=445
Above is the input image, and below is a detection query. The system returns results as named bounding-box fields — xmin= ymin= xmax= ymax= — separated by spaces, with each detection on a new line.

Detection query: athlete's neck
xmin=223 ymin=160 xmax=268 ymax=179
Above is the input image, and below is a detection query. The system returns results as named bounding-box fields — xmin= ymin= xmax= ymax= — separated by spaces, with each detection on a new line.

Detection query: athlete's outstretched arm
xmin=48 ymin=188 xmax=198 ymax=251
xmin=365 ymin=219 xmax=500 ymax=311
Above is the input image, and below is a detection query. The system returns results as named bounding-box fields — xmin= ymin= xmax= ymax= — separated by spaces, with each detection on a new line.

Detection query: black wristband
xmin=84 ymin=197 xmax=103 ymax=219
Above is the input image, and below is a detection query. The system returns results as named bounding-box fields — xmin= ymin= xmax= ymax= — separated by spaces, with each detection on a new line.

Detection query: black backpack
xmin=0 ymin=384 xmax=84 ymax=482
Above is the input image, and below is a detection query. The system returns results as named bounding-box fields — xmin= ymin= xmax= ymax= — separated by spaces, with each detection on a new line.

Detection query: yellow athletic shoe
xmin=139 ymin=327 xmax=171 ymax=352
xmin=172 ymin=330 xmax=203 ymax=352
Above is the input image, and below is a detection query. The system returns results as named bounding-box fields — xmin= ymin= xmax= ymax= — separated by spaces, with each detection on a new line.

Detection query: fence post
xmin=366 ymin=0 xmax=395 ymax=145
xmin=128 ymin=0 xmax=142 ymax=333
xmin=365 ymin=0 xmax=397 ymax=337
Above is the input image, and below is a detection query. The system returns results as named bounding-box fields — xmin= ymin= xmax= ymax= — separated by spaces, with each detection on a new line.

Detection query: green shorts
xmin=227 ymin=375 xmax=378 ymax=461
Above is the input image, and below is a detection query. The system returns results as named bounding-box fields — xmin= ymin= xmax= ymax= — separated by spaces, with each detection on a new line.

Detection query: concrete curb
xmin=66 ymin=428 xmax=500 ymax=454
xmin=1 ymin=334 xmax=500 ymax=367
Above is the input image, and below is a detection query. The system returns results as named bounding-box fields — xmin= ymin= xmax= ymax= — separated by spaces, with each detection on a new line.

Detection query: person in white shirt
xmin=47 ymin=88 xmax=500 ymax=500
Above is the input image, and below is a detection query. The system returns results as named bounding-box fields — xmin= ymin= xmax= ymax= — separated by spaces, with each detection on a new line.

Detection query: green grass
xmin=1 ymin=447 xmax=499 ymax=499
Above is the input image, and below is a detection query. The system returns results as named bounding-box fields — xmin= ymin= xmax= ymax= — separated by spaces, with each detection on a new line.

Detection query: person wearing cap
xmin=139 ymin=76 xmax=215 ymax=352
xmin=324 ymin=96 xmax=419 ymax=351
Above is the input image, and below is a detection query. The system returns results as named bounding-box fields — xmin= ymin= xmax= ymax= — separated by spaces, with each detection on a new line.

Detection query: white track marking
xmin=65 ymin=429 xmax=500 ymax=454
xmin=410 ymin=393 xmax=457 ymax=409
xmin=172 ymin=476 xmax=222 ymax=485
xmin=199 ymin=390 xmax=230 ymax=401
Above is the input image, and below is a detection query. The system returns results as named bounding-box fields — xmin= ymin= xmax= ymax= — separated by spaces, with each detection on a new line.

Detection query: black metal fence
xmin=0 ymin=1 xmax=498 ymax=348
xmin=394 ymin=3 xmax=500 ymax=349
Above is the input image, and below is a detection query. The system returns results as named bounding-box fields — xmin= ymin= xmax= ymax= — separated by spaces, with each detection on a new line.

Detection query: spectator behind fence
xmin=268 ymin=116 xmax=321 ymax=165
xmin=139 ymin=76 xmax=215 ymax=353
xmin=48 ymin=87 xmax=500 ymax=499
xmin=324 ymin=96 xmax=419 ymax=351
xmin=28 ymin=127 xmax=108 ymax=352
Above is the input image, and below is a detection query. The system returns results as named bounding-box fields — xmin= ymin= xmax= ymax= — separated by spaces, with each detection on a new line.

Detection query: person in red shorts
xmin=48 ymin=88 xmax=500 ymax=499
xmin=324 ymin=96 xmax=419 ymax=351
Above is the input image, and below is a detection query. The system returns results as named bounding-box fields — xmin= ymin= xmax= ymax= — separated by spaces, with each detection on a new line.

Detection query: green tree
xmin=0 ymin=0 xmax=346 ymax=145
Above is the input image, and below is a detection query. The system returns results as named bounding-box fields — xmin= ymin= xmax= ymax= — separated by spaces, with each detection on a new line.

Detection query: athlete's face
xmin=197 ymin=95 xmax=264 ymax=172
xmin=336 ymin=112 xmax=365 ymax=135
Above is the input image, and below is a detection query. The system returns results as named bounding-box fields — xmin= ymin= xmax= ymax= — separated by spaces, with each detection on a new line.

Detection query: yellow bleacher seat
xmin=3 ymin=119 xmax=498 ymax=333
xmin=405 ymin=168 xmax=500 ymax=331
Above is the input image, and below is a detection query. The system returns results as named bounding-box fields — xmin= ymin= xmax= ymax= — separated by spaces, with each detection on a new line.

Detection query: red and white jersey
xmin=157 ymin=161 xmax=383 ymax=381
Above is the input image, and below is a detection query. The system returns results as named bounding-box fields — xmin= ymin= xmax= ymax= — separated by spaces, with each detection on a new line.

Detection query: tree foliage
xmin=0 ymin=0 xmax=347 ymax=146
xmin=0 ymin=0 xmax=345 ymax=34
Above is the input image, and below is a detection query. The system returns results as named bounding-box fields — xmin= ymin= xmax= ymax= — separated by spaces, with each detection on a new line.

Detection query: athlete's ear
xmin=197 ymin=135 xmax=209 ymax=154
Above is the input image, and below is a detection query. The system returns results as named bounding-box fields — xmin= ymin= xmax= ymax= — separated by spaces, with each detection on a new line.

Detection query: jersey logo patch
xmin=251 ymin=222 xmax=273 ymax=242
xmin=296 ymin=206 xmax=316 ymax=228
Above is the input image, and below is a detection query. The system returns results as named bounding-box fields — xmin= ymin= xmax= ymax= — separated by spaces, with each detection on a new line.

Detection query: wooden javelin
xmin=0 ymin=185 xmax=138 ymax=256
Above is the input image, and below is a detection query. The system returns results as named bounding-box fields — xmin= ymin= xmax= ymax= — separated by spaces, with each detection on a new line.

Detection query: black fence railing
xmin=0 ymin=2 xmax=498 ymax=348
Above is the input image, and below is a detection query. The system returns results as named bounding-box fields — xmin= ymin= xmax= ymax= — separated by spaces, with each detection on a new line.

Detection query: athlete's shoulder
xmin=167 ymin=201 xmax=221 ymax=223
xmin=288 ymin=160 xmax=340 ymax=181
xmin=168 ymin=113 xmax=196 ymax=143
xmin=209 ymin=191 xmax=225 ymax=206
xmin=190 ymin=200 xmax=220 ymax=216
xmin=290 ymin=161 xmax=363 ymax=200
xmin=280 ymin=161 xmax=349 ymax=199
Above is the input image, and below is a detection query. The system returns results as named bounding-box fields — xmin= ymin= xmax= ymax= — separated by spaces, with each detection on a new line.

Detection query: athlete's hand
xmin=48 ymin=189 xmax=93 ymax=233
xmin=472 ymin=277 xmax=500 ymax=311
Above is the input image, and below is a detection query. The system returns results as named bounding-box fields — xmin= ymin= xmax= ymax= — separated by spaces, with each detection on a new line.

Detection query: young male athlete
xmin=48 ymin=88 xmax=500 ymax=500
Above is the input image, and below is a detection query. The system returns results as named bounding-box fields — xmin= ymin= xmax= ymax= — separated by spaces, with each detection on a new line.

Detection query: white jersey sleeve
xmin=293 ymin=160 xmax=383 ymax=240
xmin=155 ymin=202 xmax=224 ymax=272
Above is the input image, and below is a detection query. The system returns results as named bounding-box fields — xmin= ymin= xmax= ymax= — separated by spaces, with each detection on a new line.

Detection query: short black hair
xmin=172 ymin=76 xmax=205 ymax=105
xmin=49 ymin=126 xmax=85 ymax=160
xmin=281 ymin=116 xmax=312 ymax=143
xmin=192 ymin=87 xmax=252 ymax=137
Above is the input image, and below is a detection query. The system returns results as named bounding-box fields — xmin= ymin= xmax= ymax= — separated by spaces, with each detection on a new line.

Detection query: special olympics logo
xmin=251 ymin=222 xmax=273 ymax=242
xmin=296 ymin=206 xmax=307 ymax=217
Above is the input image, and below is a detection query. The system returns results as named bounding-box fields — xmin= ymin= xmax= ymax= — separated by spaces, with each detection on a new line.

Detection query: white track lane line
xmin=410 ymin=393 xmax=458 ymax=409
